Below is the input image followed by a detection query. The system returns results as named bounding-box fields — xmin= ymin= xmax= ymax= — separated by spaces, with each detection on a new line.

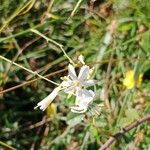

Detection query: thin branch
xmin=100 ymin=114 xmax=150 ymax=150
xmin=0 ymin=55 xmax=59 ymax=85
xmin=0 ymin=57 xmax=149 ymax=94
xmin=0 ymin=141 xmax=16 ymax=150
xmin=1 ymin=117 xmax=51 ymax=137
xmin=70 ymin=0 xmax=83 ymax=17
xmin=30 ymin=29 xmax=75 ymax=65
xmin=24 ymin=117 xmax=51 ymax=131
xmin=0 ymin=68 xmax=67 ymax=94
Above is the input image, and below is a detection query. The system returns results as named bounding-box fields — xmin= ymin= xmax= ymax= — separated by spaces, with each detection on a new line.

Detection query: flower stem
xmin=0 ymin=141 xmax=16 ymax=150
xmin=0 ymin=55 xmax=59 ymax=85
xmin=30 ymin=29 xmax=75 ymax=65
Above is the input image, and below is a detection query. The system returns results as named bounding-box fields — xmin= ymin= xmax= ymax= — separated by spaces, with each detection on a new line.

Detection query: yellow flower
xmin=123 ymin=70 xmax=143 ymax=89
xmin=46 ymin=103 xmax=56 ymax=118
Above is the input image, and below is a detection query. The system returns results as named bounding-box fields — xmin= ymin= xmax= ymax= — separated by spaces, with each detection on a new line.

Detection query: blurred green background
xmin=0 ymin=0 xmax=150 ymax=149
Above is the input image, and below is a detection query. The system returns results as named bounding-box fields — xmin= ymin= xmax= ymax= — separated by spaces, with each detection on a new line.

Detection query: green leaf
xmin=140 ymin=31 xmax=150 ymax=52
xmin=90 ymin=125 xmax=98 ymax=138
xmin=118 ymin=117 xmax=132 ymax=127
xmin=94 ymin=118 xmax=107 ymax=128
xmin=118 ymin=22 xmax=136 ymax=32
xmin=125 ymin=108 xmax=139 ymax=121
xmin=67 ymin=113 xmax=84 ymax=127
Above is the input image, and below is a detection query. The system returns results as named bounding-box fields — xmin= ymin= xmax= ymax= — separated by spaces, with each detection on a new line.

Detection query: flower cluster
xmin=36 ymin=55 xmax=96 ymax=113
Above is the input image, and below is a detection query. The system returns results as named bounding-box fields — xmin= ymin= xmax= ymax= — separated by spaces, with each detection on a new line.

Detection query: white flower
xmin=61 ymin=64 xmax=95 ymax=95
xmin=36 ymin=57 xmax=96 ymax=113
xmin=35 ymin=87 xmax=60 ymax=111
xmin=70 ymin=88 xmax=95 ymax=113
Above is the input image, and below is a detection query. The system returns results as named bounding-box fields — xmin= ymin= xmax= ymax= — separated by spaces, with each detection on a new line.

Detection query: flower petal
xmin=36 ymin=87 xmax=60 ymax=111
xmin=78 ymin=65 xmax=90 ymax=80
xmin=68 ymin=64 xmax=77 ymax=80
xmin=78 ymin=55 xmax=85 ymax=65
xmin=81 ymin=80 xmax=96 ymax=87
xmin=61 ymin=80 xmax=72 ymax=87
xmin=64 ymin=85 xmax=75 ymax=94
xmin=76 ymin=88 xmax=95 ymax=100
xmin=75 ymin=88 xmax=95 ymax=107
xmin=70 ymin=106 xmax=87 ymax=113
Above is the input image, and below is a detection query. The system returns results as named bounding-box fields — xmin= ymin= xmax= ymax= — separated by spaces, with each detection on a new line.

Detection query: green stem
xmin=0 ymin=141 xmax=16 ymax=150
xmin=114 ymin=90 xmax=130 ymax=133
xmin=0 ymin=55 xmax=59 ymax=85
xmin=0 ymin=21 xmax=54 ymax=43
xmin=70 ymin=0 xmax=83 ymax=17
xmin=0 ymin=0 xmax=35 ymax=33
xmin=30 ymin=29 xmax=75 ymax=65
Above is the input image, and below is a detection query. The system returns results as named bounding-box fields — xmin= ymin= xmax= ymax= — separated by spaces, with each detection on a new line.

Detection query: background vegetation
xmin=0 ymin=0 xmax=150 ymax=149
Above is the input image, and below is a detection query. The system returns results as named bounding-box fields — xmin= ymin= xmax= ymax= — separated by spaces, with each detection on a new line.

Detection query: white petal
xmin=81 ymin=80 xmax=96 ymax=87
xmin=61 ymin=80 xmax=72 ymax=87
xmin=36 ymin=87 xmax=60 ymax=111
xmin=64 ymin=85 xmax=75 ymax=94
xmin=68 ymin=64 xmax=77 ymax=80
xmin=70 ymin=88 xmax=95 ymax=113
xmin=75 ymin=88 xmax=95 ymax=107
xmin=78 ymin=55 xmax=85 ymax=64
xmin=70 ymin=106 xmax=87 ymax=113
xmin=87 ymin=67 xmax=95 ymax=79
xmin=75 ymin=87 xmax=82 ymax=97
xmin=76 ymin=89 xmax=95 ymax=101
xmin=78 ymin=65 xmax=90 ymax=80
